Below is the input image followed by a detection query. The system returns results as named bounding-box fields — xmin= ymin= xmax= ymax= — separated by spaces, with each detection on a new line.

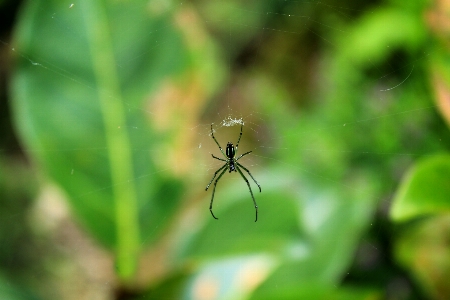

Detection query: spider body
xmin=226 ymin=142 xmax=236 ymax=172
xmin=205 ymin=124 xmax=261 ymax=222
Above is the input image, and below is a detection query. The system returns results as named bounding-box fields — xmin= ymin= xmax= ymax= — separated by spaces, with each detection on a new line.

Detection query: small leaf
xmin=390 ymin=154 xmax=450 ymax=222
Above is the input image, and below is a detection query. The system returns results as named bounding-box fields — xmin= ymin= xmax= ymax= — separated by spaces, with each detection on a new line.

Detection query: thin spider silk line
xmin=380 ymin=65 xmax=415 ymax=92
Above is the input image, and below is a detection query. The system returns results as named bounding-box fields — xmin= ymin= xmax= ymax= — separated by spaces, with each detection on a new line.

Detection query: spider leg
xmin=235 ymin=124 xmax=243 ymax=155
xmin=209 ymin=166 xmax=228 ymax=220
xmin=235 ymin=151 xmax=252 ymax=161
xmin=212 ymin=154 xmax=227 ymax=162
xmin=236 ymin=165 xmax=258 ymax=222
xmin=205 ymin=163 xmax=227 ymax=191
xmin=211 ymin=124 xmax=227 ymax=158
xmin=237 ymin=162 xmax=261 ymax=192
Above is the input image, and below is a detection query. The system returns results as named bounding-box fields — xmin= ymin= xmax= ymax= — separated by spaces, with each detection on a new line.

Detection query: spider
xmin=205 ymin=124 xmax=261 ymax=222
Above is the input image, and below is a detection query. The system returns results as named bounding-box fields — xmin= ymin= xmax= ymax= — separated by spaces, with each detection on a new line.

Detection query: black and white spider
xmin=205 ymin=124 xmax=261 ymax=222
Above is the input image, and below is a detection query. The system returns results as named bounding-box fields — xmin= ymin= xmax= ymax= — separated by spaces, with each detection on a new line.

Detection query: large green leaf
xmin=390 ymin=154 xmax=450 ymax=222
xmin=167 ymin=167 xmax=375 ymax=299
xmin=10 ymin=0 xmax=221 ymax=280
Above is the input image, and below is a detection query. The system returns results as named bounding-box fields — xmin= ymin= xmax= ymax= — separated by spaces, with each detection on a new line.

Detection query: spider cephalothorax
xmin=205 ymin=124 xmax=261 ymax=222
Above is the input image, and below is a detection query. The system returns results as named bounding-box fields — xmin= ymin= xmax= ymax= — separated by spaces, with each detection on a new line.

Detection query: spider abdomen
xmin=226 ymin=142 xmax=235 ymax=159
xmin=229 ymin=161 xmax=236 ymax=172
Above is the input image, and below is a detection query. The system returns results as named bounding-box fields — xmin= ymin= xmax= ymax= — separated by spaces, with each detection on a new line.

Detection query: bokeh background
xmin=1 ymin=0 xmax=450 ymax=299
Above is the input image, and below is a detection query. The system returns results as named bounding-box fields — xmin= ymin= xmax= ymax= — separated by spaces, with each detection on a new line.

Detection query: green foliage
xmin=3 ymin=0 xmax=450 ymax=298
xmin=0 ymin=158 xmax=40 ymax=298
xmin=0 ymin=158 xmax=37 ymax=277
xmin=391 ymin=154 xmax=450 ymax=221
xmin=389 ymin=149 xmax=450 ymax=300
xmin=386 ymin=0 xmax=450 ymax=298
xmin=394 ymin=215 xmax=450 ymax=299
xmin=11 ymin=0 xmax=207 ymax=280
xmin=0 ymin=273 xmax=40 ymax=300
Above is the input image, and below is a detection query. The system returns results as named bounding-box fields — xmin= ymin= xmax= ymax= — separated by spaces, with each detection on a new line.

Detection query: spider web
xmin=0 ymin=0 xmax=445 ymax=299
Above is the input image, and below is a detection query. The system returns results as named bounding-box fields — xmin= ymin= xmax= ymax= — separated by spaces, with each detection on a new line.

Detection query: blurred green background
xmin=1 ymin=0 xmax=450 ymax=299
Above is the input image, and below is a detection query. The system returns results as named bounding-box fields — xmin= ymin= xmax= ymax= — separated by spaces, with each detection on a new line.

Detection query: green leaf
xmin=339 ymin=7 xmax=426 ymax=66
xmin=251 ymin=284 xmax=381 ymax=300
xmin=390 ymin=154 xmax=450 ymax=222
xmin=10 ymin=0 xmax=221 ymax=280
xmin=170 ymin=168 xmax=375 ymax=299
xmin=173 ymin=170 xmax=301 ymax=262
xmin=394 ymin=215 xmax=450 ymax=299
xmin=0 ymin=274 xmax=40 ymax=300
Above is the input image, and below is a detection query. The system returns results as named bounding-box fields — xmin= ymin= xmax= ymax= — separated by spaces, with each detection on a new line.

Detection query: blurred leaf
xmin=178 ymin=172 xmax=301 ymax=259
xmin=183 ymin=255 xmax=277 ymax=300
xmin=390 ymin=154 xmax=450 ymax=222
xmin=0 ymin=157 xmax=38 ymax=277
xmin=251 ymin=284 xmax=381 ymax=300
xmin=339 ymin=7 xmax=426 ymax=66
xmin=168 ymin=165 xmax=375 ymax=299
xmin=431 ymin=71 xmax=450 ymax=129
xmin=394 ymin=215 xmax=450 ymax=300
xmin=136 ymin=272 xmax=189 ymax=300
xmin=314 ymin=287 xmax=383 ymax=300
xmin=11 ymin=0 xmax=221 ymax=280
xmin=0 ymin=273 xmax=40 ymax=300
xmin=429 ymin=4 xmax=450 ymax=129
xmin=388 ymin=0 xmax=431 ymax=13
